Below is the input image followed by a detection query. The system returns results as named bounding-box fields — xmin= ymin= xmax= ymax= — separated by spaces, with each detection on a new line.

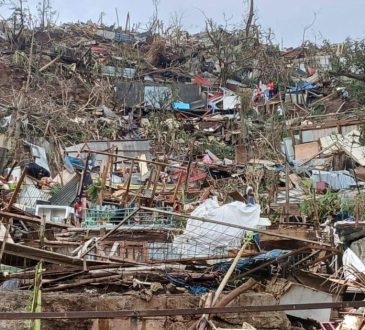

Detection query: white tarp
xmin=151 ymin=198 xmax=261 ymax=260
xmin=184 ymin=198 xmax=260 ymax=243
xmin=343 ymin=248 xmax=365 ymax=281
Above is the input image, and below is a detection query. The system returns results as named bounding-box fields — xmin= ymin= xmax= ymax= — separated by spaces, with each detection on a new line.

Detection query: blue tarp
xmin=64 ymin=156 xmax=85 ymax=170
xmin=290 ymin=82 xmax=316 ymax=93
xmin=213 ymin=249 xmax=291 ymax=273
xmin=165 ymin=274 xmax=210 ymax=295
xmin=173 ymin=102 xmax=190 ymax=110
xmin=164 ymin=250 xmax=291 ymax=295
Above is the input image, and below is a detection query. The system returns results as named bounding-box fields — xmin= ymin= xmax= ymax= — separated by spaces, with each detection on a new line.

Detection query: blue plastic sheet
xmin=290 ymin=82 xmax=316 ymax=93
xmin=165 ymin=274 xmax=210 ymax=295
xmin=173 ymin=102 xmax=190 ymax=110
xmin=64 ymin=156 xmax=85 ymax=170
xmin=213 ymin=249 xmax=291 ymax=273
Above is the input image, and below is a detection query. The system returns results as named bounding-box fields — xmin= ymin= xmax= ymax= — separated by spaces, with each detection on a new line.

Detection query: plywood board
xmin=294 ymin=142 xmax=320 ymax=161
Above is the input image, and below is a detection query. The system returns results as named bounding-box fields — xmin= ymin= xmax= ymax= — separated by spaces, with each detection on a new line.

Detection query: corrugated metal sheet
xmin=144 ymin=86 xmax=172 ymax=109
xmin=17 ymin=186 xmax=52 ymax=208
xmin=65 ymin=140 xmax=152 ymax=166
xmin=114 ymin=32 xmax=135 ymax=43
xmin=302 ymin=125 xmax=359 ymax=143
xmin=101 ymin=66 xmax=135 ymax=79
xmin=339 ymin=141 xmax=365 ymax=166
xmin=281 ymin=137 xmax=295 ymax=162
xmin=116 ymin=83 xmax=204 ymax=108
xmin=31 ymin=144 xmax=50 ymax=172
xmin=22 ymin=141 xmax=50 ymax=172
xmin=341 ymin=125 xmax=359 ymax=136
xmin=318 ymin=129 xmax=365 ymax=166
xmin=177 ymin=84 xmax=201 ymax=103
xmin=53 ymin=169 xmax=78 ymax=185
xmin=96 ymin=30 xmax=115 ymax=40
xmin=302 ymin=128 xmax=338 ymax=143
xmin=223 ymin=95 xmax=240 ymax=110
xmin=320 ymin=134 xmax=342 ymax=155
xmin=311 ymin=170 xmax=357 ymax=190
xmin=116 ymin=82 xmax=144 ymax=107
xmin=49 ymin=173 xmax=79 ymax=206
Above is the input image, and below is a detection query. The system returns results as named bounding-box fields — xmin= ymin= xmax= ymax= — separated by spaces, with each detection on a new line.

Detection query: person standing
xmin=74 ymin=197 xmax=83 ymax=226
xmin=268 ymin=81 xmax=275 ymax=99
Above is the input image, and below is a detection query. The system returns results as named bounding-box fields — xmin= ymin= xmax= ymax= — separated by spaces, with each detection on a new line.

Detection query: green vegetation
xmin=300 ymin=191 xmax=365 ymax=222
xmin=87 ymin=178 xmax=102 ymax=203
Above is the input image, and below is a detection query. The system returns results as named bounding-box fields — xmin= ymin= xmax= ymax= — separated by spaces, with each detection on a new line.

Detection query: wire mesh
xmin=82 ymin=208 xmax=249 ymax=263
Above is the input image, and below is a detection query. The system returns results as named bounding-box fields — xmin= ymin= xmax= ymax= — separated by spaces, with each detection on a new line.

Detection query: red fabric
xmin=192 ymin=75 xmax=211 ymax=86
xmin=74 ymin=202 xmax=82 ymax=216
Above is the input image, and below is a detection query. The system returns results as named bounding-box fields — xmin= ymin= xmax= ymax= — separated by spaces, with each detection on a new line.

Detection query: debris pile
xmin=1 ymin=9 xmax=365 ymax=330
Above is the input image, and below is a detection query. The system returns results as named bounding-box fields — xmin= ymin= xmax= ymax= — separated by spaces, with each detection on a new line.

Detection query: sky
xmin=3 ymin=0 xmax=365 ymax=47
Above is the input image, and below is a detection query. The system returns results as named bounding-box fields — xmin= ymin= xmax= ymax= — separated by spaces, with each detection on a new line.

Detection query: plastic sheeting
xmin=172 ymin=198 xmax=260 ymax=258
xmin=343 ymin=248 xmax=365 ymax=281
xmin=311 ymin=170 xmax=356 ymax=190
xmin=185 ymin=198 xmax=260 ymax=243
xmin=149 ymin=198 xmax=261 ymax=260
xmin=213 ymin=249 xmax=290 ymax=273
xmin=290 ymin=82 xmax=316 ymax=92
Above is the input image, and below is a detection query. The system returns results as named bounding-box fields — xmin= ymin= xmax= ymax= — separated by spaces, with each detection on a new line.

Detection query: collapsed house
xmin=0 ymin=11 xmax=365 ymax=330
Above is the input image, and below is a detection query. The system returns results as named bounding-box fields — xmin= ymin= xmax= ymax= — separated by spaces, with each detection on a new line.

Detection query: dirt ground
xmin=0 ymin=290 xmax=291 ymax=330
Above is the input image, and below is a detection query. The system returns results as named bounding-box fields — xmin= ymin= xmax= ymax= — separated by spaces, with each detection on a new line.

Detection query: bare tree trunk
xmin=240 ymin=89 xmax=252 ymax=157
xmin=40 ymin=0 xmax=46 ymax=31
xmin=245 ymin=0 xmax=254 ymax=37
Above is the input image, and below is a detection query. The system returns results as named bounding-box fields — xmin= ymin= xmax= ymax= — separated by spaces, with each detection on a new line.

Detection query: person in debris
xmin=245 ymin=186 xmax=256 ymax=206
xmin=253 ymin=87 xmax=262 ymax=103
xmin=74 ymin=197 xmax=83 ymax=225
xmin=268 ymin=81 xmax=275 ymax=99
xmin=207 ymin=101 xmax=216 ymax=114
xmin=341 ymin=89 xmax=349 ymax=101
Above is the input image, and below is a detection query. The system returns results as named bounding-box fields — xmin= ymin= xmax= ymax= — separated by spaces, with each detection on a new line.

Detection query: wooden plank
xmin=0 ymin=240 xmax=110 ymax=267
xmin=294 ymin=141 xmax=320 ymax=161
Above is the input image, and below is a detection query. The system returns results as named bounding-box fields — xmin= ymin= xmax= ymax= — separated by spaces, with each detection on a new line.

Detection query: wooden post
xmin=98 ymin=153 xmax=112 ymax=205
xmin=81 ymin=197 xmax=87 ymax=223
xmin=285 ymin=162 xmax=290 ymax=223
xmin=6 ymin=168 xmax=27 ymax=211
xmin=123 ymin=161 xmax=134 ymax=207
xmin=184 ymin=139 xmax=195 ymax=192
xmin=39 ymin=215 xmax=46 ymax=249
xmin=212 ymin=243 xmax=248 ymax=306
xmin=0 ymin=217 xmax=12 ymax=263
xmin=78 ymin=152 xmax=90 ymax=197
xmin=5 ymin=161 xmax=18 ymax=181
xmin=148 ymin=165 xmax=161 ymax=207
xmin=171 ymin=172 xmax=183 ymax=205
xmin=114 ymin=147 xmax=119 ymax=171
xmin=239 ymin=90 xmax=252 ymax=157
xmin=109 ymin=147 xmax=115 ymax=192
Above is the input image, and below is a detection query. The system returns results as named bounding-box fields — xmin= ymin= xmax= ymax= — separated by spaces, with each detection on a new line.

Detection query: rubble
xmin=0 ymin=3 xmax=365 ymax=330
